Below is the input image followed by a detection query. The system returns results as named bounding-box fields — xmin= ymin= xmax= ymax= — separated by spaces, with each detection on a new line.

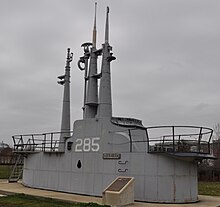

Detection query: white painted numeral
xmin=75 ymin=137 xmax=100 ymax=152
xmin=83 ymin=138 xmax=91 ymax=152
xmin=75 ymin=139 xmax=83 ymax=152
xmin=91 ymin=137 xmax=100 ymax=152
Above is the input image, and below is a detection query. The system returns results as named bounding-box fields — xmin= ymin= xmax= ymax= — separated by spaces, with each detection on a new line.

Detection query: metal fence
xmin=145 ymin=125 xmax=213 ymax=154
xmin=111 ymin=125 xmax=213 ymax=154
xmin=12 ymin=131 xmax=73 ymax=153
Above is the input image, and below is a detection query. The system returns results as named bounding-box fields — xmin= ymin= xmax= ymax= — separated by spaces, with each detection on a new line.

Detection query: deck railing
xmin=111 ymin=125 xmax=213 ymax=154
xmin=145 ymin=125 xmax=213 ymax=154
xmin=12 ymin=131 xmax=73 ymax=153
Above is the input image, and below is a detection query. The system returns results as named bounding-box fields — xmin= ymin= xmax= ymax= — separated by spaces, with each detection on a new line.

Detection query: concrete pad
xmin=0 ymin=180 xmax=219 ymax=207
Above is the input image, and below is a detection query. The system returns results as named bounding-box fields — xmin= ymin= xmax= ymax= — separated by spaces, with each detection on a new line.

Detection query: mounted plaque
xmin=103 ymin=153 xmax=121 ymax=159
xmin=102 ymin=176 xmax=134 ymax=206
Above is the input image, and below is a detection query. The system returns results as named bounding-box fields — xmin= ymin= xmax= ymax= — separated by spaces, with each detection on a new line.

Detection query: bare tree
xmin=213 ymin=123 xmax=220 ymax=140
xmin=198 ymin=123 xmax=220 ymax=181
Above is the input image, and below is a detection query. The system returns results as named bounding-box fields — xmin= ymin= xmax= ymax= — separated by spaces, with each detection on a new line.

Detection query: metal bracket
xmin=118 ymin=169 xmax=128 ymax=173
xmin=118 ymin=161 xmax=128 ymax=165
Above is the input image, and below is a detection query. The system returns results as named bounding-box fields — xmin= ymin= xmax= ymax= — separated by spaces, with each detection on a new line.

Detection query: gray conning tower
xmin=11 ymin=4 xmax=215 ymax=204
xmin=78 ymin=5 xmax=115 ymax=119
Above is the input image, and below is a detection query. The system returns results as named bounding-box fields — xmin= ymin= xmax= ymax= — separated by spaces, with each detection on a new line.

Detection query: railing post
xmin=208 ymin=142 xmax=210 ymax=154
xmin=162 ymin=136 xmax=165 ymax=148
xmin=32 ymin=134 xmax=35 ymax=151
xmin=21 ymin=135 xmax=24 ymax=151
xmin=43 ymin=134 xmax=46 ymax=152
xmin=198 ymin=127 xmax=202 ymax=153
xmin=128 ymin=129 xmax=132 ymax=152
xmin=145 ymin=129 xmax=150 ymax=153
xmin=177 ymin=135 xmax=181 ymax=152
xmin=178 ymin=135 xmax=181 ymax=143
xmin=12 ymin=136 xmax=15 ymax=150
xmin=51 ymin=133 xmax=53 ymax=152
xmin=172 ymin=126 xmax=175 ymax=152
xmin=208 ymin=130 xmax=213 ymax=154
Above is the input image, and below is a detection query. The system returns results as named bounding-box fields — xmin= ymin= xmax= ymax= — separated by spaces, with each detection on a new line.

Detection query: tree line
xmin=198 ymin=124 xmax=220 ymax=181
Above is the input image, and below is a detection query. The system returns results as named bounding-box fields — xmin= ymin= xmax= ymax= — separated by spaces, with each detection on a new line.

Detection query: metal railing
xmin=112 ymin=125 xmax=213 ymax=154
xmin=12 ymin=126 xmax=213 ymax=155
xmin=12 ymin=131 xmax=73 ymax=153
xmin=146 ymin=125 xmax=213 ymax=154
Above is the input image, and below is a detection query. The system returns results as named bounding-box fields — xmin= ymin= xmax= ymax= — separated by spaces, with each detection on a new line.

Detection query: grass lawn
xmin=0 ymin=194 xmax=109 ymax=207
xmin=0 ymin=165 xmax=10 ymax=179
xmin=198 ymin=181 xmax=220 ymax=196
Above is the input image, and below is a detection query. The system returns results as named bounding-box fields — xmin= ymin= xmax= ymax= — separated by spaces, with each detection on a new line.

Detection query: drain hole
xmin=77 ymin=160 xmax=82 ymax=169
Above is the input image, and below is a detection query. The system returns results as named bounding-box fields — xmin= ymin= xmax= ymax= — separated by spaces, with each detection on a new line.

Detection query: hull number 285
xmin=75 ymin=137 xmax=100 ymax=152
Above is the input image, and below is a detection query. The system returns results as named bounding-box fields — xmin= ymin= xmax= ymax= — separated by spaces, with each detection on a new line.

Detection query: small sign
xmin=103 ymin=153 xmax=121 ymax=160
xmin=105 ymin=177 xmax=132 ymax=192
xmin=102 ymin=177 xmax=134 ymax=206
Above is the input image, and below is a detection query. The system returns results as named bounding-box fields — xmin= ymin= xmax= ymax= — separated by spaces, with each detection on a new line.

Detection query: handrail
xmin=13 ymin=131 xmax=73 ymax=138
xmin=12 ymin=131 xmax=73 ymax=153
xmin=146 ymin=125 xmax=212 ymax=130
xmin=145 ymin=125 xmax=213 ymax=154
xmin=110 ymin=125 xmax=213 ymax=154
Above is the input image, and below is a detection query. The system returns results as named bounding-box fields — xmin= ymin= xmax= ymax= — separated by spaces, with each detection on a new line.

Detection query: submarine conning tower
xmin=11 ymin=3 xmax=215 ymax=204
xmin=78 ymin=6 xmax=115 ymax=119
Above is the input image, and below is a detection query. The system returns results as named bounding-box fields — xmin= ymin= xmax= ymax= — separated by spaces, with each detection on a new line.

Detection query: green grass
xmin=198 ymin=181 xmax=220 ymax=196
xmin=0 ymin=165 xmax=10 ymax=179
xmin=0 ymin=194 xmax=109 ymax=207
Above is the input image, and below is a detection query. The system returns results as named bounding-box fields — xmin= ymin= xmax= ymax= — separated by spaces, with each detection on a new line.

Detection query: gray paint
xmin=18 ymin=5 xmax=210 ymax=203
xmin=84 ymin=4 xmax=99 ymax=119
xmin=23 ymin=117 xmax=199 ymax=203
xmin=58 ymin=48 xmax=73 ymax=151
xmin=97 ymin=7 xmax=115 ymax=118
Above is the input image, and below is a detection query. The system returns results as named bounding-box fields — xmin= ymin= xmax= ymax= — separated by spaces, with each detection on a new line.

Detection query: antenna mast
xmin=97 ymin=6 xmax=116 ymax=118
xmin=78 ymin=2 xmax=100 ymax=119
xmin=105 ymin=6 xmax=109 ymax=43
xmin=58 ymin=48 xmax=73 ymax=151
xmin=93 ymin=2 xmax=97 ymax=48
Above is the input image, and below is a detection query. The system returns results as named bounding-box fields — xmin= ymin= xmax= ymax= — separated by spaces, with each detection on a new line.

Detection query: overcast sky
xmin=1 ymin=0 xmax=220 ymax=145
